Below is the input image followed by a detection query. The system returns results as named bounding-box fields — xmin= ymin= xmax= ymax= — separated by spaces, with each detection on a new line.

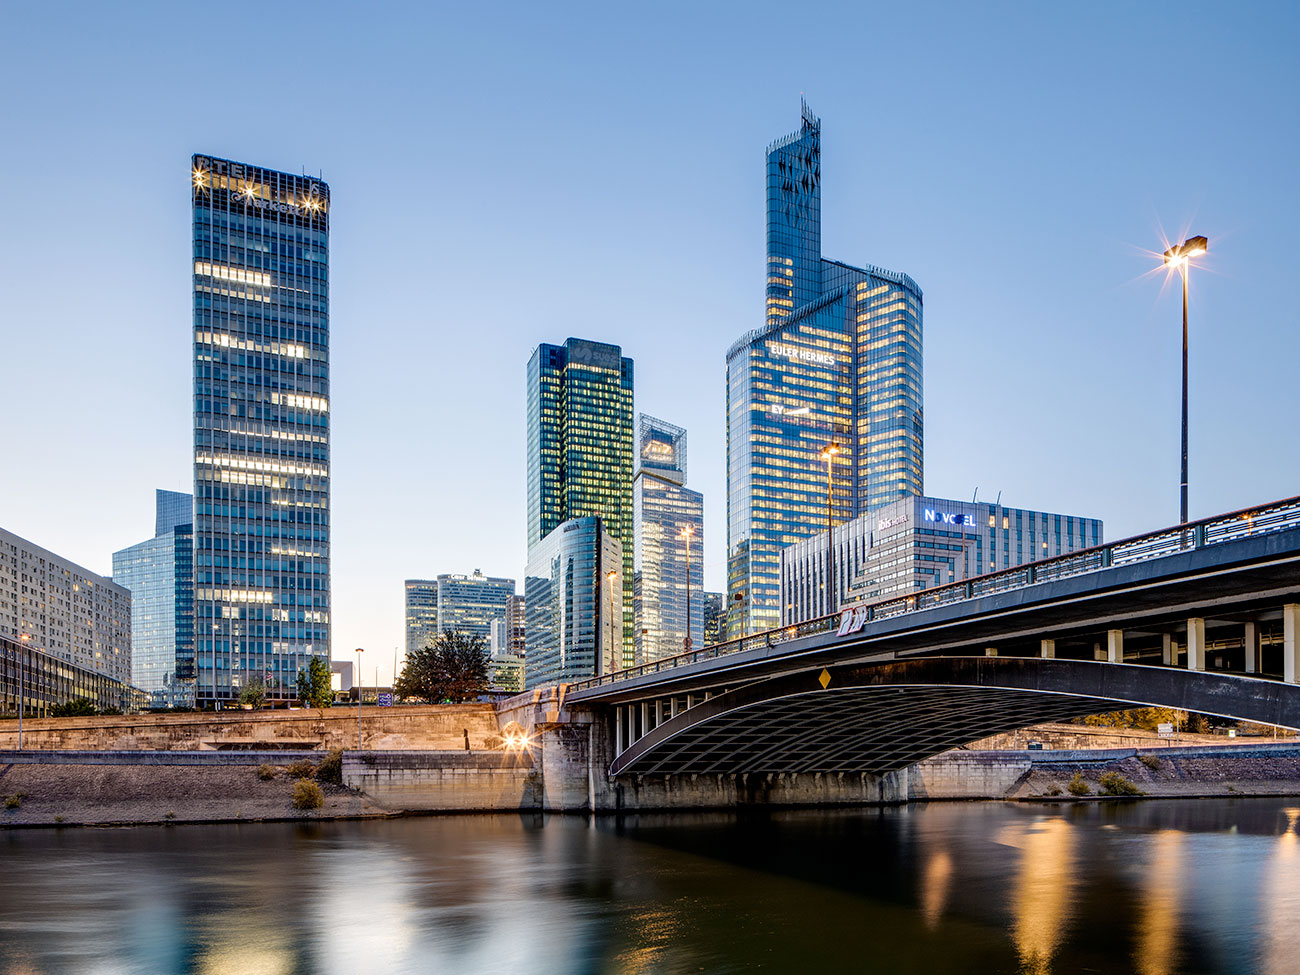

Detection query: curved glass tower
xmin=726 ymin=103 xmax=923 ymax=638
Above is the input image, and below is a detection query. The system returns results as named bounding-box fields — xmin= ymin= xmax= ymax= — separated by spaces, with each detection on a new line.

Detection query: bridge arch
xmin=609 ymin=657 xmax=1300 ymax=777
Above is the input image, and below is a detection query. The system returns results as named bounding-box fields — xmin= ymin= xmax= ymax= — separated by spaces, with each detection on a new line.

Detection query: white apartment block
xmin=0 ymin=526 xmax=132 ymax=683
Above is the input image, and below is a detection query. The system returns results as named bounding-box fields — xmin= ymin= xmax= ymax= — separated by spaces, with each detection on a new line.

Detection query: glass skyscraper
xmin=404 ymin=580 xmax=439 ymax=655
xmin=526 ymin=338 xmax=634 ymax=665
xmin=191 ymin=154 xmax=330 ymax=705
xmin=726 ymin=103 xmax=924 ymax=637
xmin=633 ymin=415 xmax=703 ymax=663
xmin=112 ymin=490 xmax=195 ymax=707
xmin=405 ymin=571 xmax=515 ymax=650
xmin=523 ymin=516 xmax=622 ymax=688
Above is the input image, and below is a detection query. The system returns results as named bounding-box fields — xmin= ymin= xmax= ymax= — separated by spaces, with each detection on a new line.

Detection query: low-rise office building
xmin=781 ymin=496 xmax=1104 ymax=623
xmin=1 ymin=633 xmax=147 ymax=717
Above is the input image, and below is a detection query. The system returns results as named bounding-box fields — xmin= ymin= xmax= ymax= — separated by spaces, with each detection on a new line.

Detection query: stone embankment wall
xmin=342 ymin=751 xmax=542 ymax=811
xmin=966 ymin=722 xmax=1295 ymax=751
xmin=0 ymin=705 xmax=501 ymax=752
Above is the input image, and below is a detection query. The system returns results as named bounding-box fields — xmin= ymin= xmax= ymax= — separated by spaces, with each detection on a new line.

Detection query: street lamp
xmin=679 ymin=524 xmax=695 ymax=652
xmin=821 ymin=442 xmax=842 ymax=615
xmin=1163 ymin=234 xmax=1208 ymax=526
xmin=354 ymin=647 xmax=364 ymax=750
xmin=605 ymin=570 xmax=618 ymax=674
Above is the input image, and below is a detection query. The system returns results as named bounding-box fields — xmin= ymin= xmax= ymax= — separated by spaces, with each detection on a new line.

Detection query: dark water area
xmin=1 ymin=798 xmax=1298 ymax=974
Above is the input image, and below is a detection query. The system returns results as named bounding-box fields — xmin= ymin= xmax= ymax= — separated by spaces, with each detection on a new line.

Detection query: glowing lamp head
xmin=1164 ymin=234 xmax=1208 ymax=267
xmin=821 ymin=442 xmax=842 ymax=460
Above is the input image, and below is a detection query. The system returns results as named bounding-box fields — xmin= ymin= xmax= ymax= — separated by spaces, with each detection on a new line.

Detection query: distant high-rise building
xmin=523 ymin=516 xmax=622 ymax=688
xmin=526 ymin=338 xmax=635 ymax=664
xmin=727 ymin=103 xmax=924 ymax=637
xmin=633 ymin=415 xmax=704 ymax=663
xmin=405 ymin=573 xmax=514 ymax=651
xmin=0 ymin=526 xmax=131 ymax=683
xmin=112 ymin=490 xmax=196 ymax=707
xmin=191 ymin=154 xmax=331 ymax=705
xmin=702 ymin=591 xmax=726 ymax=646
xmin=404 ymin=580 xmax=438 ymax=654
xmin=436 ymin=571 xmax=514 ymax=640
xmin=781 ymin=496 xmax=1104 ymax=622
xmin=505 ymin=594 xmax=526 ymax=656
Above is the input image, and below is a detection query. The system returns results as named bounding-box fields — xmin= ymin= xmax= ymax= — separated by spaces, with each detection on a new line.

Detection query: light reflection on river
xmin=1 ymin=798 xmax=1298 ymax=974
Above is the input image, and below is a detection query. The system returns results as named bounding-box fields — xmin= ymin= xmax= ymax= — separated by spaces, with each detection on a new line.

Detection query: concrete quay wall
xmin=0 ymin=705 xmax=501 ymax=752
xmin=342 ymin=751 xmax=542 ymax=811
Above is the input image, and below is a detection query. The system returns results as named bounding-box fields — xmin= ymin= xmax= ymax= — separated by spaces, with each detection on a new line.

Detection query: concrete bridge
xmin=503 ymin=496 xmax=1300 ymax=801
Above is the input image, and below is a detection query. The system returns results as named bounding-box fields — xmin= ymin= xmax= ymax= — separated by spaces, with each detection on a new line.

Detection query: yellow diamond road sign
xmin=818 ymin=668 xmax=832 ymax=689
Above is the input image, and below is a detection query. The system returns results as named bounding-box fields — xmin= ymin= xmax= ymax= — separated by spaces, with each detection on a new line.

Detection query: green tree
xmin=238 ymin=677 xmax=267 ymax=709
xmin=296 ymin=656 xmax=333 ymax=709
xmin=395 ymin=631 xmax=490 ymax=703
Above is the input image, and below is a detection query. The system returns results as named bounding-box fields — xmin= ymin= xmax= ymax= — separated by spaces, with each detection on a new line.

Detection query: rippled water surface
xmin=2 ymin=798 xmax=1299 ymax=974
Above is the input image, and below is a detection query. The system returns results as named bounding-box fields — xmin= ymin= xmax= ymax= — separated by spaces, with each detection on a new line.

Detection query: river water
xmin=1 ymin=798 xmax=1297 ymax=974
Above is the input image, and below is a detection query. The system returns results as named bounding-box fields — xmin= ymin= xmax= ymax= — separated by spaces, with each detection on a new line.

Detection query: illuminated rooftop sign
xmin=923 ymin=508 xmax=975 ymax=527
xmin=768 ymin=343 xmax=835 ymax=366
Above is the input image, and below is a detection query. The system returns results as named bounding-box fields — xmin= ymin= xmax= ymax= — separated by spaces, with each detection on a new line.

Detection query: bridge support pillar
xmin=1107 ymin=629 xmax=1124 ymax=664
xmin=1162 ymin=634 xmax=1174 ymax=666
xmin=1284 ymin=604 xmax=1300 ymax=684
xmin=1186 ymin=618 xmax=1206 ymax=672
xmin=1040 ymin=639 xmax=1055 ymax=659
xmin=1244 ymin=622 xmax=1259 ymax=675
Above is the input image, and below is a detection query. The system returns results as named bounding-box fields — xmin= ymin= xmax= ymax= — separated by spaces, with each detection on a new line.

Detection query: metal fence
xmin=567 ymin=495 xmax=1300 ymax=693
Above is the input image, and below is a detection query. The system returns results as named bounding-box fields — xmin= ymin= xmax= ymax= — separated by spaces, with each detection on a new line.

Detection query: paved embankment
xmin=0 ymin=751 xmax=389 ymax=827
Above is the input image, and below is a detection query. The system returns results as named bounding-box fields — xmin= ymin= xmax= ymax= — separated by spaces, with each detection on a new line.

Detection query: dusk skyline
xmin=3 ymin=2 xmax=1298 ymax=683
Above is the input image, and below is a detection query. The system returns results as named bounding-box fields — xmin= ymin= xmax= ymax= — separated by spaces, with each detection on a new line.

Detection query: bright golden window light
xmin=192 ymin=168 xmax=207 ymax=189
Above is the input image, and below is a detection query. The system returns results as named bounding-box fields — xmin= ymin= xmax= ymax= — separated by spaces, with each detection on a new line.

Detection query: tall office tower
xmin=404 ymin=580 xmax=439 ymax=654
xmin=505 ymin=594 xmax=526 ymax=656
xmin=633 ymin=415 xmax=704 ymax=664
xmin=112 ymin=490 xmax=196 ymax=707
xmin=523 ymin=516 xmax=622 ymax=688
xmin=726 ymin=103 xmax=924 ymax=637
xmin=526 ymin=338 xmax=635 ymax=664
xmin=436 ymin=571 xmax=515 ymax=640
xmin=0 ymin=526 xmax=132 ymax=682
xmin=702 ymin=591 xmax=726 ymax=646
xmin=191 ymin=154 xmax=331 ymax=705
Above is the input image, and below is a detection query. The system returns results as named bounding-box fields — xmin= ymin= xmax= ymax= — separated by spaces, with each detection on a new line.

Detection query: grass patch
xmin=292 ymin=780 xmax=325 ymax=810
xmin=257 ymin=764 xmax=278 ymax=781
xmin=1067 ymin=773 xmax=1091 ymax=797
xmin=1099 ymin=771 xmax=1143 ymax=796
xmin=1138 ymin=754 xmax=1161 ymax=771
xmin=1045 ymin=785 xmax=1063 ymax=797
xmin=4 ymin=793 xmax=27 ymax=810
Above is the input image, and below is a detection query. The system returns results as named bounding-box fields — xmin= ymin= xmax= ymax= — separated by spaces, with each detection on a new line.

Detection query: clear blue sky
xmin=2 ymin=2 xmax=1297 ymax=683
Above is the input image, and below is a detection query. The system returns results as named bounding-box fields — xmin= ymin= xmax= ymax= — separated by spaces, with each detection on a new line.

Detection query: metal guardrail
xmin=568 ymin=495 xmax=1300 ymax=694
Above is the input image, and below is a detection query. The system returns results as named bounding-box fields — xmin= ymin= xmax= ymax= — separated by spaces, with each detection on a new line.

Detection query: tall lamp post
xmin=679 ymin=524 xmax=695 ymax=652
xmin=821 ymin=442 xmax=842 ymax=615
xmin=354 ymin=647 xmax=364 ymax=750
xmin=605 ymin=570 xmax=618 ymax=674
xmin=1163 ymin=234 xmax=1208 ymax=526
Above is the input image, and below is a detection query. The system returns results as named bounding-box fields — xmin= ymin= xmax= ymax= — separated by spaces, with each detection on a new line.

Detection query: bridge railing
xmin=568 ymin=494 xmax=1300 ymax=693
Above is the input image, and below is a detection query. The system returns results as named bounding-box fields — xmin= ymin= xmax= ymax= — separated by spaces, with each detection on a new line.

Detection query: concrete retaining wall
xmin=342 ymin=751 xmax=541 ymax=811
xmin=907 ymin=752 xmax=1032 ymax=800
xmin=0 ymin=704 xmax=501 ymax=752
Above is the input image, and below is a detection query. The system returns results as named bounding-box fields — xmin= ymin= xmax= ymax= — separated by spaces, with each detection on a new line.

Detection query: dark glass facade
xmin=526 ymin=338 xmax=634 ymax=664
xmin=726 ymin=105 xmax=924 ymax=637
xmin=191 ymin=155 xmax=330 ymax=704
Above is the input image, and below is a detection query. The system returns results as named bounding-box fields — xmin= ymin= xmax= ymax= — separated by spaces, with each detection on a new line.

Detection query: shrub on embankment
xmin=292 ymin=780 xmax=324 ymax=810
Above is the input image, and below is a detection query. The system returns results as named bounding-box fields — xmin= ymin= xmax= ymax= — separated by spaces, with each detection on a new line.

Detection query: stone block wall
xmin=342 ymin=751 xmax=541 ymax=811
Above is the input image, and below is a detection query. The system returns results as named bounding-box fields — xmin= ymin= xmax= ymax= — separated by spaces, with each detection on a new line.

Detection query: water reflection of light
xmin=1135 ymin=830 xmax=1183 ymax=975
xmin=920 ymin=850 xmax=953 ymax=929
xmin=1000 ymin=817 xmax=1075 ymax=975
xmin=198 ymin=946 xmax=294 ymax=975
xmin=1261 ymin=809 xmax=1300 ymax=975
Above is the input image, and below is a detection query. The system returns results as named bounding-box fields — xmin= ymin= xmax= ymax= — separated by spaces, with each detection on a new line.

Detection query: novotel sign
xmin=923 ymin=508 xmax=975 ymax=527
xmin=767 ymin=343 xmax=835 ymax=367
